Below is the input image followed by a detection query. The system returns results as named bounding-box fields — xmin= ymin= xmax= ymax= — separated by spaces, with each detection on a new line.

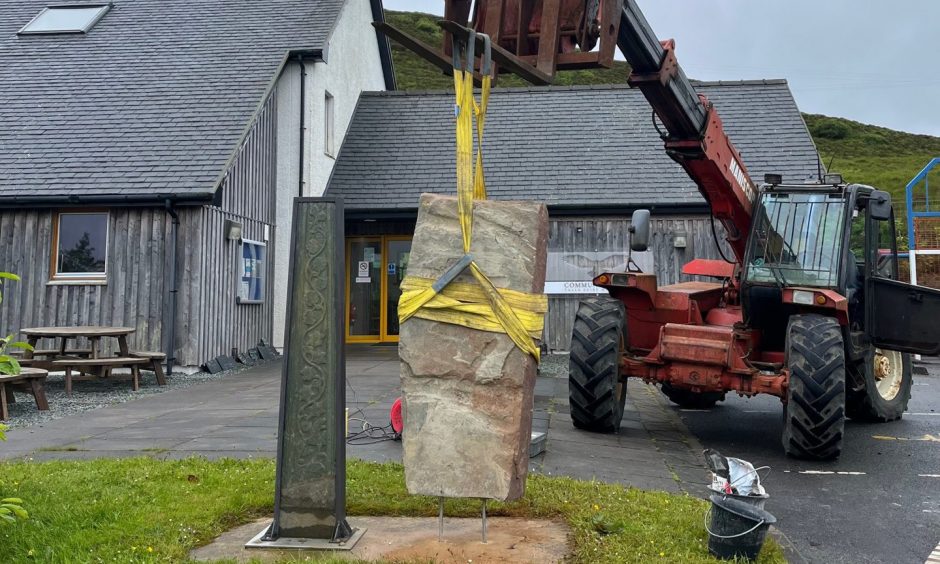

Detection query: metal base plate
xmin=244 ymin=523 xmax=366 ymax=551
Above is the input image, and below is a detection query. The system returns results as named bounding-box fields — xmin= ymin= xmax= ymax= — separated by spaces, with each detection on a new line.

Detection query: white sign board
xmin=544 ymin=281 xmax=609 ymax=295
xmin=543 ymin=251 xmax=654 ymax=295
xmin=357 ymin=261 xmax=370 ymax=277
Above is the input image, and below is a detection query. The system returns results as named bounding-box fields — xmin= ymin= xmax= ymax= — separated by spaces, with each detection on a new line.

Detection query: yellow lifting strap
xmin=397 ymin=33 xmax=546 ymax=361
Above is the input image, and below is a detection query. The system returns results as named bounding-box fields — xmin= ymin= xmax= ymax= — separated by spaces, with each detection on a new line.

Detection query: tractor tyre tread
xmin=783 ymin=314 xmax=846 ymax=461
xmin=568 ymin=297 xmax=627 ymax=433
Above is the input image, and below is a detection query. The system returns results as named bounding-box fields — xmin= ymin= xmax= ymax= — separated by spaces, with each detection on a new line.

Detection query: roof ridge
xmin=361 ymin=83 xmax=634 ymax=97
xmin=691 ymin=78 xmax=788 ymax=87
xmin=360 ymin=79 xmax=789 ymax=97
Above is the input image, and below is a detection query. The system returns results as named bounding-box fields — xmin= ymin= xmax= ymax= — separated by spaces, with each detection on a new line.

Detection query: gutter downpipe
xmin=298 ymin=54 xmax=307 ymax=197
xmin=164 ymin=199 xmax=180 ymax=376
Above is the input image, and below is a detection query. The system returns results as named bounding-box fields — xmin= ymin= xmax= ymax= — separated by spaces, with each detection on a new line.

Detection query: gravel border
xmin=2 ymin=363 xmax=264 ymax=429
xmin=538 ymin=352 xmax=569 ymax=378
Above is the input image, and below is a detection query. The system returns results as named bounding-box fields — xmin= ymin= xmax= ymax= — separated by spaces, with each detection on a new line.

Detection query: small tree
xmin=0 ymin=272 xmax=32 ymax=375
xmin=0 ymin=271 xmax=30 ymax=524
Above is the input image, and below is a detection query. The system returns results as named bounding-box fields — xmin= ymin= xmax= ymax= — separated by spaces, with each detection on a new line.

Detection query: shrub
xmin=813 ymin=118 xmax=850 ymax=140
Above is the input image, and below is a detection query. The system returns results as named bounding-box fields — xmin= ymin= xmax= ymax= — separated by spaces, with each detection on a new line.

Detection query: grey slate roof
xmin=0 ymin=0 xmax=346 ymax=202
xmin=327 ymin=80 xmax=821 ymax=211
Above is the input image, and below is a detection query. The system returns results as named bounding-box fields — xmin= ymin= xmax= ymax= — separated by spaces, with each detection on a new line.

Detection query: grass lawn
xmin=0 ymin=457 xmax=784 ymax=563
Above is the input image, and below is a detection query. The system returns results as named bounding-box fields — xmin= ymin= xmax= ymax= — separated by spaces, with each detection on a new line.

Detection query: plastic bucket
xmin=706 ymin=494 xmax=777 ymax=561
xmin=707 ymin=486 xmax=769 ymax=511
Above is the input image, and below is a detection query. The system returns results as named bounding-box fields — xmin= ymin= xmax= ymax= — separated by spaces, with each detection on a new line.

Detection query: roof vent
xmin=19 ymin=4 xmax=111 ymax=35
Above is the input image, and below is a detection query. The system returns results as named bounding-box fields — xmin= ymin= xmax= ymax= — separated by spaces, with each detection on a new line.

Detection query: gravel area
xmin=538 ymin=352 xmax=569 ymax=378
xmin=1 ymin=363 xmax=266 ymax=429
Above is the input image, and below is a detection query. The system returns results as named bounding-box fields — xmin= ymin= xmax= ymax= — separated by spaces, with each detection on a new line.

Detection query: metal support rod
xmin=438 ymin=496 xmax=444 ymax=542
xmin=481 ymin=498 xmax=488 ymax=544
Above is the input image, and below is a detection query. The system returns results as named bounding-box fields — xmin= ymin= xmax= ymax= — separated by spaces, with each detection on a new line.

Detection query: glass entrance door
xmin=384 ymin=238 xmax=411 ymax=340
xmin=346 ymin=236 xmax=412 ymax=343
xmin=347 ymin=238 xmax=382 ymax=340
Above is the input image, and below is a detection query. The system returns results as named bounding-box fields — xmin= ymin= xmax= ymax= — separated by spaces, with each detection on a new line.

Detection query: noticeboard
xmin=238 ymin=239 xmax=266 ymax=304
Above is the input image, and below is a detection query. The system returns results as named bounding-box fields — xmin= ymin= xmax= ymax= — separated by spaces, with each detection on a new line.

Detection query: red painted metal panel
xmin=682 ymin=258 xmax=735 ymax=279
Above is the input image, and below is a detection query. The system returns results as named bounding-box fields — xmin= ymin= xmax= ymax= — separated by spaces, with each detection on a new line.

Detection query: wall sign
xmin=356 ymin=261 xmax=371 ymax=283
xmin=238 ymin=239 xmax=266 ymax=304
xmin=543 ymin=281 xmax=609 ymax=295
xmin=543 ymin=251 xmax=654 ymax=295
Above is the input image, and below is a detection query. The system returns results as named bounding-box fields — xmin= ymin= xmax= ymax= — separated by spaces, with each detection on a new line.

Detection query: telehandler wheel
xmin=847 ymin=348 xmax=912 ymax=422
xmin=569 ymin=296 xmax=628 ymax=433
xmin=660 ymin=383 xmax=725 ymax=409
xmin=782 ymin=314 xmax=846 ymax=460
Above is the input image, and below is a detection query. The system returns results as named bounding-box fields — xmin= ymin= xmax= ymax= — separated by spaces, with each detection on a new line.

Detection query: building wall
xmin=174 ymin=206 xmax=274 ymax=364
xmin=218 ymin=90 xmax=278 ymax=224
xmin=176 ymin=83 xmax=281 ymax=365
xmin=0 ymin=207 xmax=172 ymax=355
xmin=340 ymin=212 xmax=731 ymax=351
xmin=0 ymin=79 xmax=280 ymax=366
xmin=304 ymin=0 xmax=387 ymax=197
xmin=272 ymin=0 xmax=387 ymax=348
xmin=543 ymin=214 xmax=731 ymax=351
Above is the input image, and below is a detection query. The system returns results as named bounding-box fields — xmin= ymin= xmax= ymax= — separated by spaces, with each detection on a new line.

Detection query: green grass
xmin=0 ymin=457 xmax=785 ymax=563
xmin=387 ymin=10 xmax=940 ymax=239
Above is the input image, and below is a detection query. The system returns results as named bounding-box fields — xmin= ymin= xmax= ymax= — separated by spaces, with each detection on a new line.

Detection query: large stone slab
xmin=400 ymin=193 xmax=548 ymax=501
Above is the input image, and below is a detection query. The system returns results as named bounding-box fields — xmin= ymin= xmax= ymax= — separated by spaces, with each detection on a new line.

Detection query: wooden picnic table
xmin=0 ymin=367 xmax=49 ymax=420
xmin=18 ymin=326 xmax=163 ymax=395
xmin=20 ymin=326 xmax=135 ymax=360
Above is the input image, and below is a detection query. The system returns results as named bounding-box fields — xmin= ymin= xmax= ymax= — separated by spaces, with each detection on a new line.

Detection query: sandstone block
xmin=399 ymin=193 xmax=548 ymax=501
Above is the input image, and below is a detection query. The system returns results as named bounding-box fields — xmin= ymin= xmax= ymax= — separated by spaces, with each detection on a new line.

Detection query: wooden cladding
xmin=0 ymin=207 xmax=170 ymax=356
xmin=174 ymin=206 xmax=274 ymax=364
xmin=218 ymin=86 xmax=278 ymax=224
xmin=542 ymin=215 xmax=731 ymax=351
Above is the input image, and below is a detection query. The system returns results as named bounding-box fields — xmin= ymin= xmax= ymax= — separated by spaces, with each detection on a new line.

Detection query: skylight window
xmin=19 ymin=4 xmax=110 ymax=35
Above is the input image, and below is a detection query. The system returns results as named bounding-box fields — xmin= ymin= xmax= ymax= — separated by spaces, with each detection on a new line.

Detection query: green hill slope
xmin=803 ymin=114 xmax=940 ymax=206
xmin=385 ymin=10 xmax=940 ymax=234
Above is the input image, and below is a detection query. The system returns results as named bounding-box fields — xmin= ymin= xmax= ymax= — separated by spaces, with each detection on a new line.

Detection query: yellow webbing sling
xmin=397 ymin=33 xmax=546 ymax=361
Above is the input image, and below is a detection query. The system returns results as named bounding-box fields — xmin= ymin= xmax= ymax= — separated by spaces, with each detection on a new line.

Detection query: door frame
xmin=345 ymin=237 xmax=382 ymax=342
xmin=381 ymin=235 xmax=413 ymax=343
xmin=344 ymin=235 xmax=412 ymax=343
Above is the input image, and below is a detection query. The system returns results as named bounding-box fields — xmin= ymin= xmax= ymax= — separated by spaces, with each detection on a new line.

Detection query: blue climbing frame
xmin=905 ymin=157 xmax=940 ymax=252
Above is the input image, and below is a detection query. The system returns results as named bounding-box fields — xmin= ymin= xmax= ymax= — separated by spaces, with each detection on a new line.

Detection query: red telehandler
xmin=377 ymin=0 xmax=940 ymax=459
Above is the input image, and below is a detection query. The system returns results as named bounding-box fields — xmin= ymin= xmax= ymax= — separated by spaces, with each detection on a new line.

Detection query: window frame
xmin=19 ymin=4 xmax=111 ymax=35
xmin=50 ymin=209 xmax=110 ymax=282
xmin=324 ymin=91 xmax=335 ymax=158
xmin=237 ymin=238 xmax=266 ymax=305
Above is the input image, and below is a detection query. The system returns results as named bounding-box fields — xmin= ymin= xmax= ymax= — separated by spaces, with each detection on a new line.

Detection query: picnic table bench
xmin=0 ymin=368 xmax=49 ymax=420
xmin=19 ymin=326 xmax=167 ymax=395
xmin=53 ymin=356 xmax=150 ymax=395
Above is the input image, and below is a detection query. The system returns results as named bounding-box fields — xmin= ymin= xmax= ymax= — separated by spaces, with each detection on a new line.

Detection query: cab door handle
xmin=909 ymin=291 xmax=923 ymax=303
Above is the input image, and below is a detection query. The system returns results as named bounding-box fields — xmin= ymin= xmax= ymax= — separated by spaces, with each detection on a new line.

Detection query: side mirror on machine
xmin=870 ymin=190 xmax=892 ymax=221
xmin=630 ymin=209 xmax=651 ymax=252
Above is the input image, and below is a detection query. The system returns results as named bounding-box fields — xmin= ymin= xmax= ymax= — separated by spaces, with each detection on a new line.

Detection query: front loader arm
xmin=618 ymin=0 xmax=756 ymax=262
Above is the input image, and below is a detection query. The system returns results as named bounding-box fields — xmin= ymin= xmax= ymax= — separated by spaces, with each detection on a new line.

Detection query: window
xmin=238 ymin=240 xmax=266 ymax=304
xmin=52 ymin=211 xmax=109 ymax=280
xmin=745 ymin=192 xmax=847 ymax=287
xmin=324 ymin=91 xmax=335 ymax=157
xmin=19 ymin=4 xmax=110 ymax=35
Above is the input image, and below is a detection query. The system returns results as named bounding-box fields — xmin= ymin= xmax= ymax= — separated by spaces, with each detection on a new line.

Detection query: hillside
xmin=386 ymin=11 xmax=940 ymax=237
xmin=803 ymin=115 xmax=940 ymax=209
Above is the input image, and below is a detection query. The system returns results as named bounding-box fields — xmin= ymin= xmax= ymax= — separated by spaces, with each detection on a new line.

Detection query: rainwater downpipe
xmin=164 ymin=199 xmax=180 ymax=376
xmin=298 ymin=54 xmax=307 ymax=197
